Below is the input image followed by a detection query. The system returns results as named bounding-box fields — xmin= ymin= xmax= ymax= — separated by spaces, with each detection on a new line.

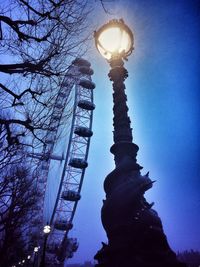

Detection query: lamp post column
xmin=109 ymin=57 xmax=141 ymax=165
xmin=33 ymin=249 xmax=38 ymax=267
xmin=103 ymin=57 xmax=142 ymax=198
xmin=39 ymin=225 xmax=51 ymax=267
xmin=39 ymin=234 xmax=48 ymax=267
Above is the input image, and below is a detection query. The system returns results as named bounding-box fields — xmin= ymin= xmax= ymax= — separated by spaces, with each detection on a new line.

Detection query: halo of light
xmin=94 ymin=19 xmax=134 ymax=60
xmin=34 ymin=247 xmax=39 ymax=252
xmin=43 ymin=224 xmax=51 ymax=234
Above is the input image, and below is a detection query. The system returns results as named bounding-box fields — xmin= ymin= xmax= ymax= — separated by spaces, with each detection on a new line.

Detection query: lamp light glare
xmin=98 ymin=28 xmax=131 ymax=59
xmin=94 ymin=19 xmax=133 ymax=60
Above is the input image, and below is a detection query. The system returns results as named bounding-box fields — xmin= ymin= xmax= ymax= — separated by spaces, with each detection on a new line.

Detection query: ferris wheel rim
xmin=31 ymin=59 xmax=95 ymax=264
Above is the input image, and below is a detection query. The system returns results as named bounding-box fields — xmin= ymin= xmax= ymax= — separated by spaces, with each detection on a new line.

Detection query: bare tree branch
xmin=0 ymin=83 xmax=42 ymax=106
xmin=0 ymin=15 xmax=52 ymax=42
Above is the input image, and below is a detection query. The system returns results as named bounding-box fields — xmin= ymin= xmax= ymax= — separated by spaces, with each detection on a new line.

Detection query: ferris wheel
xmin=28 ymin=58 xmax=95 ymax=266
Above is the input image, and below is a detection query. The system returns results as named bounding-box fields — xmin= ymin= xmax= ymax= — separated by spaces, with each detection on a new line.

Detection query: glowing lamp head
xmin=94 ymin=19 xmax=134 ymax=61
xmin=43 ymin=224 xmax=51 ymax=234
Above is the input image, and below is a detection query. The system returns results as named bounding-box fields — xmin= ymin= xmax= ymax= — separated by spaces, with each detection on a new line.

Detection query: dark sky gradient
xmin=68 ymin=0 xmax=200 ymax=264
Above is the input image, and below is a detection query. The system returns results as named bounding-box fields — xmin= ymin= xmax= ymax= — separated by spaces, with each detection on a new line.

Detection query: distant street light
xmin=39 ymin=224 xmax=51 ymax=267
xmin=43 ymin=225 xmax=51 ymax=235
xmin=34 ymin=247 xmax=39 ymax=253
xmin=94 ymin=19 xmax=186 ymax=267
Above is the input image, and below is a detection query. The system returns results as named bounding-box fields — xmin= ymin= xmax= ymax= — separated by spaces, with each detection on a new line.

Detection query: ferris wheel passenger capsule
xmin=72 ymin=58 xmax=91 ymax=67
xmin=78 ymin=66 xmax=94 ymax=76
xmin=78 ymin=100 xmax=95 ymax=110
xmin=79 ymin=78 xmax=95 ymax=90
xmin=68 ymin=158 xmax=88 ymax=169
xmin=61 ymin=190 xmax=81 ymax=201
xmin=74 ymin=126 xmax=93 ymax=137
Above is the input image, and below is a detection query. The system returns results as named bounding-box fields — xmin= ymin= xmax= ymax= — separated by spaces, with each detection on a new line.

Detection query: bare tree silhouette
xmin=0 ymin=162 xmax=40 ymax=267
xmin=0 ymin=0 xmax=91 ymax=148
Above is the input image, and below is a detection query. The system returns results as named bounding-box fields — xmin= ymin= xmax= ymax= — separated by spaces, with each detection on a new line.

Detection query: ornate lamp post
xmin=39 ymin=225 xmax=51 ymax=267
xmin=94 ymin=19 xmax=187 ymax=267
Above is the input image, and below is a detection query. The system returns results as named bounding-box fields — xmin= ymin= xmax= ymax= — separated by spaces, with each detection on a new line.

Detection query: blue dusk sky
xmin=67 ymin=0 xmax=200 ymax=264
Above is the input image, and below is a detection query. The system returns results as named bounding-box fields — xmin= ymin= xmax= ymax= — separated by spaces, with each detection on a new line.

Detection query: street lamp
xmin=94 ymin=19 xmax=186 ymax=267
xmin=43 ymin=225 xmax=51 ymax=235
xmin=34 ymin=247 xmax=39 ymax=253
xmin=39 ymin=224 xmax=51 ymax=267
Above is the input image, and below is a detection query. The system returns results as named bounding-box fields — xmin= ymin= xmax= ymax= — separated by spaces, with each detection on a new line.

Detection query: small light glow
xmin=22 ymin=260 xmax=25 ymax=263
xmin=34 ymin=247 xmax=39 ymax=252
xmin=27 ymin=255 xmax=31 ymax=260
xmin=43 ymin=225 xmax=51 ymax=234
